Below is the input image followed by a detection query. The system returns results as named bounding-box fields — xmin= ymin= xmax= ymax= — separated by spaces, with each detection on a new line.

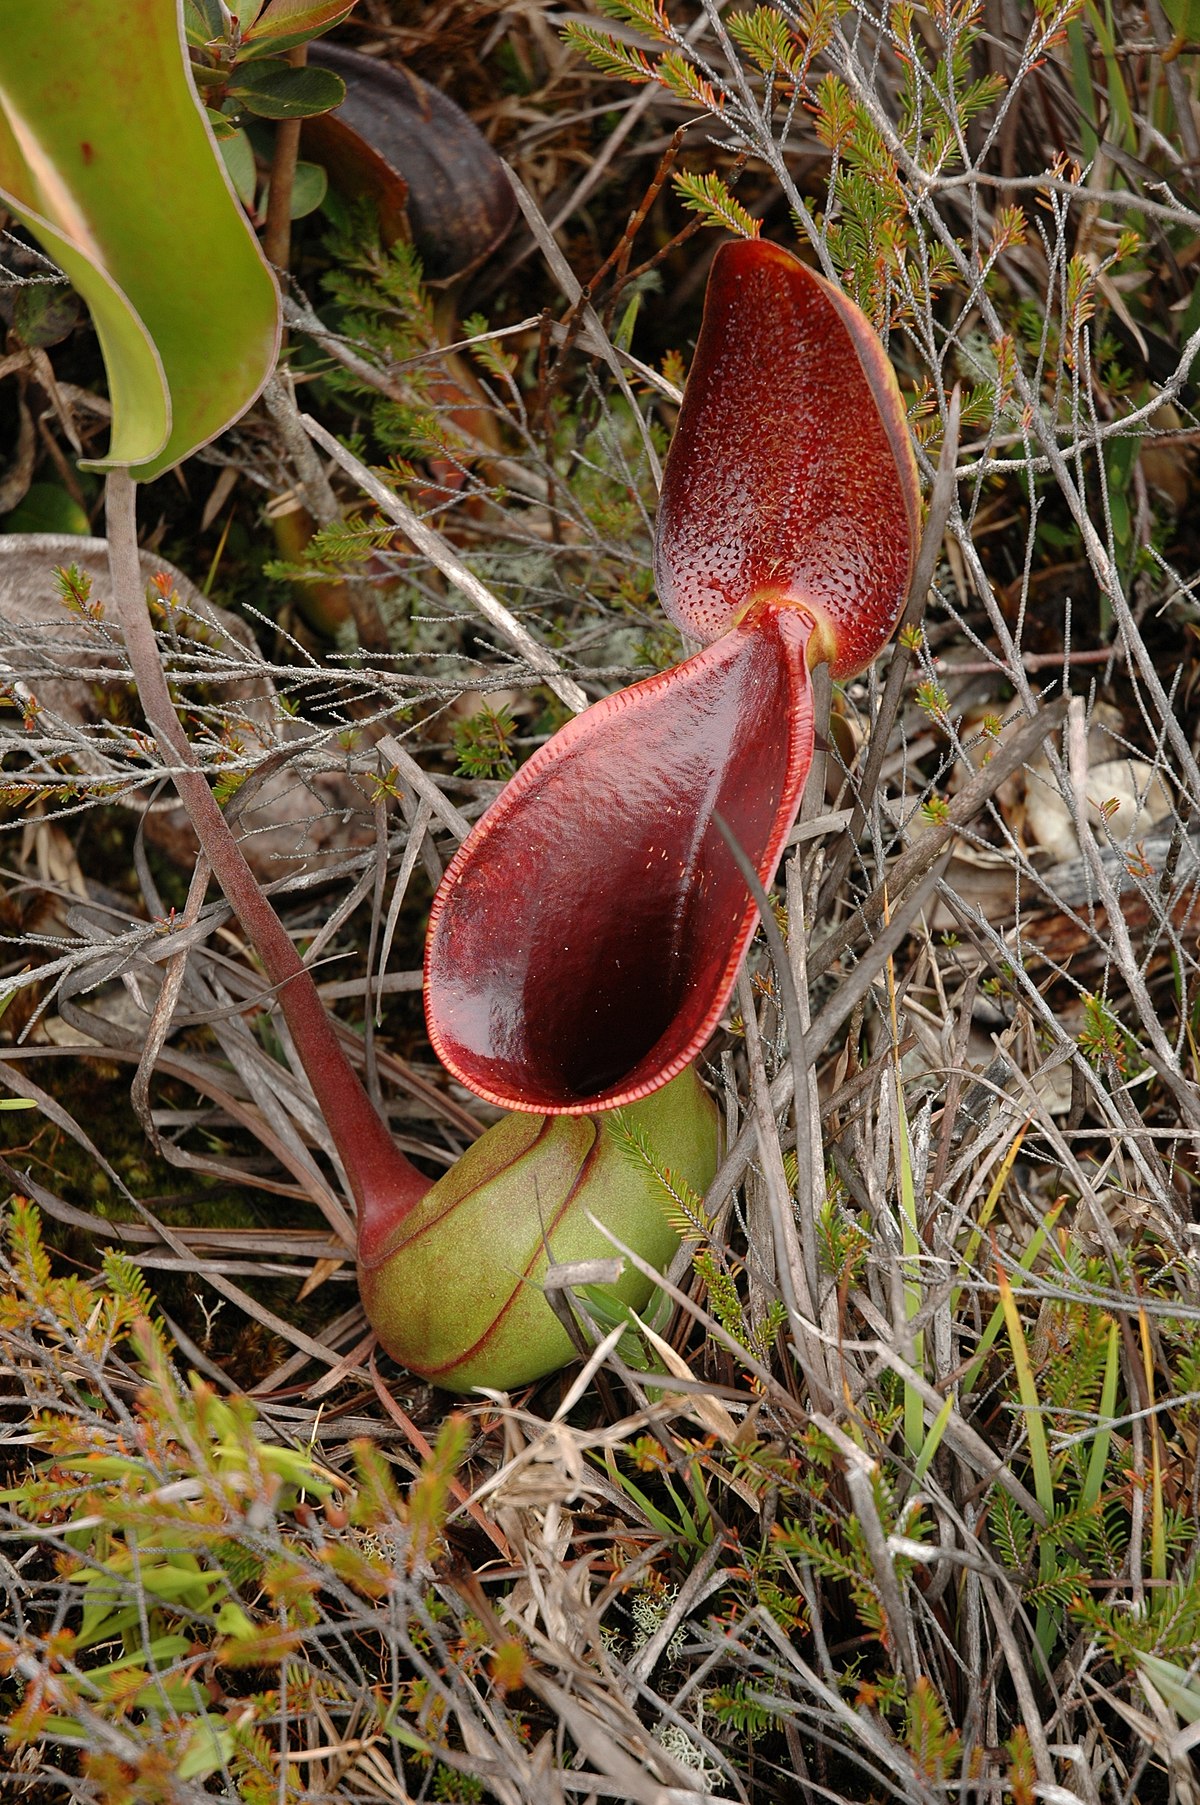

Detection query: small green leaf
xmin=239 ymin=0 xmax=357 ymax=57
xmin=12 ymin=283 xmax=80 ymax=348
xmin=560 ymin=21 xmax=654 ymax=82
xmin=292 ymin=158 xmax=328 ymax=216
xmin=673 ymin=169 xmax=761 ymax=239
xmin=219 ymin=127 xmax=257 ymax=207
xmin=77 ymin=1635 xmax=194 ymax=1687
xmin=214 ymin=1601 xmax=257 ymax=1638
xmin=183 ymin=0 xmax=229 ymax=48
xmin=263 ymin=157 xmax=327 ymax=219
xmin=191 ymin=60 xmax=234 ymax=87
xmin=177 ymin=1714 xmax=236 ymax=1783
xmin=228 ymin=58 xmax=345 ymax=118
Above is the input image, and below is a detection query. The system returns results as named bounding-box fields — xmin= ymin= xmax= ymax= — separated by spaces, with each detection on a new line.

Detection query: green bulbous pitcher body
xmin=359 ymin=1065 xmax=718 ymax=1390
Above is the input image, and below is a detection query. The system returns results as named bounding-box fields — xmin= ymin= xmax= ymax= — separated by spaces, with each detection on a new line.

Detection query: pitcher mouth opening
xmin=424 ymin=604 xmax=818 ymax=1115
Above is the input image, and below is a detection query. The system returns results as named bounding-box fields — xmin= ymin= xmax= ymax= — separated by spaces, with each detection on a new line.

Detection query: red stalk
xmin=425 ymin=239 xmax=920 ymax=1115
xmin=104 ymin=468 xmax=718 ymax=1393
xmin=105 ymin=469 xmax=432 ymax=1254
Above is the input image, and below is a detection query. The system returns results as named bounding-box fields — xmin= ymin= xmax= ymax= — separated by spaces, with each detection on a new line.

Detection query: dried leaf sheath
xmin=426 ymin=606 xmax=816 ymax=1112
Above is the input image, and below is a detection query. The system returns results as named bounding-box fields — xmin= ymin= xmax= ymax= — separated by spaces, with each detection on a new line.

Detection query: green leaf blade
xmin=0 ymin=0 xmax=280 ymax=480
xmin=240 ymin=0 xmax=358 ymax=56
xmin=228 ymin=58 xmax=345 ymax=117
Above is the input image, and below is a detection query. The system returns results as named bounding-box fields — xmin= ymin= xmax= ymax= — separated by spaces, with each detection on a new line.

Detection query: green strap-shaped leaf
xmin=0 ymin=0 xmax=280 ymax=480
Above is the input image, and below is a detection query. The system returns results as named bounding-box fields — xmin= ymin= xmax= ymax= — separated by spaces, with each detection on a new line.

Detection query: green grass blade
xmin=951 ymin=1122 xmax=1030 ymax=1314
xmin=894 ymin=1076 xmax=924 ymax=1459
xmin=1140 ymin=1306 xmax=1166 ymax=1591
xmin=996 ymin=1259 xmax=1059 ymax=1655
xmin=1080 ymin=1317 xmax=1119 ymax=1516
xmin=961 ymin=1199 xmax=1065 ymax=1398
xmin=996 ymin=1263 xmax=1054 ymax=1518
xmin=911 ymin=1394 xmax=955 ymax=1490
